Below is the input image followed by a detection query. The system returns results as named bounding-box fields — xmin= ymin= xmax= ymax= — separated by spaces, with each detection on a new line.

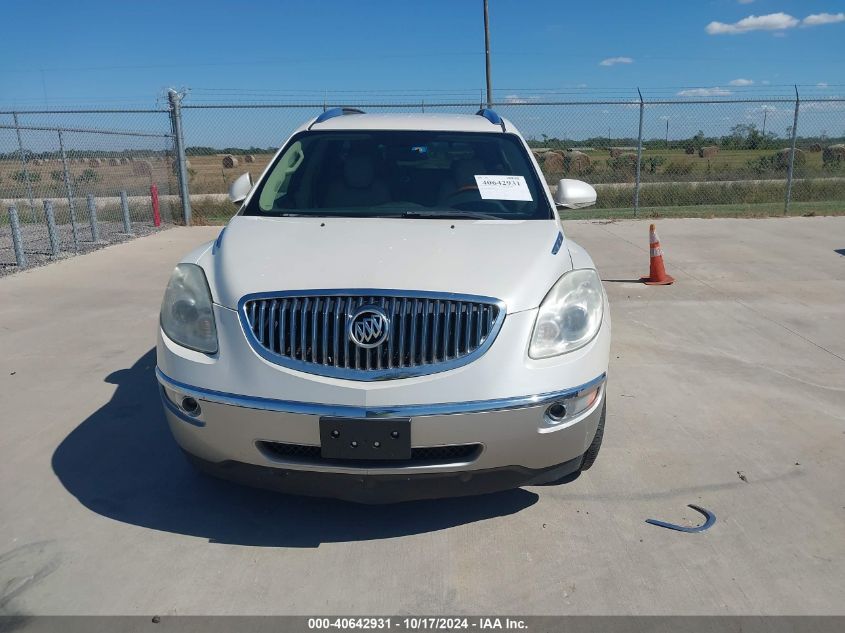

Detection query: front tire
xmin=579 ymin=400 xmax=606 ymax=471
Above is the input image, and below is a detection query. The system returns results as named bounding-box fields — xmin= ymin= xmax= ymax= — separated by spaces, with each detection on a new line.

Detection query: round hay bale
xmin=108 ymin=158 xmax=120 ymax=166
xmin=808 ymin=143 xmax=823 ymax=153
xmin=132 ymin=160 xmax=153 ymax=177
xmin=542 ymin=151 xmax=565 ymax=175
xmin=244 ymin=154 xmax=255 ymax=163
xmin=698 ymin=146 xmax=719 ymax=158
xmin=822 ymin=144 xmax=845 ymax=166
xmin=609 ymin=147 xmax=623 ymax=158
xmin=685 ymin=145 xmax=696 ymax=155
xmin=564 ymin=150 xmax=591 ymax=175
xmin=775 ymin=148 xmax=806 ymax=169
xmin=222 ymin=154 xmax=239 ymax=169
xmin=89 ymin=158 xmax=102 ymax=167
xmin=120 ymin=157 xmax=129 ymax=165
xmin=608 ymin=153 xmax=639 ymax=181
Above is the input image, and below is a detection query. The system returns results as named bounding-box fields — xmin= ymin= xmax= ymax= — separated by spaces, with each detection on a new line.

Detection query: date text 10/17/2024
xmin=307 ymin=617 xmax=529 ymax=630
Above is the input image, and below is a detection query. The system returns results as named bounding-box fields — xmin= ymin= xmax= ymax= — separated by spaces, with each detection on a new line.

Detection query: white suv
xmin=156 ymin=108 xmax=610 ymax=503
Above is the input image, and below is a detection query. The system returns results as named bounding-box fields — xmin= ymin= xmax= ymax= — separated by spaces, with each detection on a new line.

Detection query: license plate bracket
xmin=319 ymin=417 xmax=411 ymax=461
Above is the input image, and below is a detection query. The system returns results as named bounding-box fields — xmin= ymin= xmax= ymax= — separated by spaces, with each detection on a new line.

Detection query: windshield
xmin=242 ymin=130 xmax=553 ymax=220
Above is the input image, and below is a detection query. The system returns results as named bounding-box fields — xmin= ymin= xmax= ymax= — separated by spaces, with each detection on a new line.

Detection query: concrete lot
xmin=1 ymin=217 xmax=843 ymax=615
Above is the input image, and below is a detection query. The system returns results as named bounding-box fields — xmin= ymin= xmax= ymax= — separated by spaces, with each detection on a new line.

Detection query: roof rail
xmin=309 ymin=107 xmax=365 ymax=130
xmin=476 ymin=108 xmax=506 ymax=132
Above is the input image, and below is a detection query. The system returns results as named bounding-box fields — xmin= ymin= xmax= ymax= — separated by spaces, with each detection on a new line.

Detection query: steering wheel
xmin=440 ymin=184 xmax=480 ymax=206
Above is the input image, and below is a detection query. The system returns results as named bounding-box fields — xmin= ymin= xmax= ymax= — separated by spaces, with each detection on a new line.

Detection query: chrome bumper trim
xmin=155 ymin=368 xmax=606 ymax=419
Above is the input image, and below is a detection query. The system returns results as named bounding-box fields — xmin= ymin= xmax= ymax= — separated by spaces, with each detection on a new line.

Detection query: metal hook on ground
xmin=646 ymin=504 xmax=716 ymax=533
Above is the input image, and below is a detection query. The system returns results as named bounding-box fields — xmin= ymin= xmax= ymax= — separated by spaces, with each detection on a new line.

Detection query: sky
xmin=0 ymin=0 xmax=843 ymax=148
xmin=0 ymin=0 xmax=843 ymax=108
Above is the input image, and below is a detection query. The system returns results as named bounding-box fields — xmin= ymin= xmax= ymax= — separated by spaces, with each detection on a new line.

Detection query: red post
xmin=150 ymin=184 xmax=161 ymax=227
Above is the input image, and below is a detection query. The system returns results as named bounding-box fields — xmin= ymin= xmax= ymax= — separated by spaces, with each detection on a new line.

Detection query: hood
xmin=203 ymin=216 xmax=571 ymax=313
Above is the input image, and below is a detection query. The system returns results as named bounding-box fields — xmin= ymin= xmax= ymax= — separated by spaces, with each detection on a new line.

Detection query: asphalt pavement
xmin=1 ymin=217 xmax=843 ymax=615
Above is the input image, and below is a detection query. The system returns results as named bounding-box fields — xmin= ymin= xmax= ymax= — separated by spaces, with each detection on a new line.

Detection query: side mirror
xmin=554 ymin=179 xmax=597 ymax=209
xmin=228 ymin=172 xmax=253 ymax=204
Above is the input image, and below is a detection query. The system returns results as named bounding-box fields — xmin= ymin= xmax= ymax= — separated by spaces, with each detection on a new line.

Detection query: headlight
xmin=160 ymin=263 xmax=218 ymax=354
xmin=529 ymin=269 xmax=604 ymax=359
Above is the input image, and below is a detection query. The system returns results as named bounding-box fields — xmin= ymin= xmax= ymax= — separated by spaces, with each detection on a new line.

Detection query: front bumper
xmin=156 ymin=369 xmax=606 ymax=502
xmin=184 ymin=452 xmax=585 ymax=504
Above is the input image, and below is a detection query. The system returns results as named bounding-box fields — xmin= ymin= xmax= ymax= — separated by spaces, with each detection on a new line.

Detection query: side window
xmin=259 ymin=141 xmax=305 ymax=211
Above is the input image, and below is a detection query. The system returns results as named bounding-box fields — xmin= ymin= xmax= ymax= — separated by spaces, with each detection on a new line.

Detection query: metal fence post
xmin=86 ymin=193 xmax=100 ymax=241
xmin=119 ymin=190 xmax=133 ymax=234
xmin=43 ymin=200 xmax=60 ymax=257
xmin=12 ymin=113 xmax=37 ymax=222
xmin=168 ymin=89 xmax=192 ymax=226
xmin=57 ymin=129 xmax=79 ymax=252
xmin=634 ymin=88 xmax=645 ymax=216
xmin=8 ymin=205 xmax=27 ymax=268
xmin=784 ymin=86 xmax=800 ymax=215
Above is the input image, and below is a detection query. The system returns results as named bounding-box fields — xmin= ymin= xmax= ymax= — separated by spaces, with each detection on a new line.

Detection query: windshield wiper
xmin=399 ymin=210 xmax=502 ymax=220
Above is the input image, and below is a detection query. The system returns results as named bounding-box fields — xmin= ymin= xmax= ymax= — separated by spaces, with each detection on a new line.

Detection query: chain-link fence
xmin=0 ymin=106 xmax=181 ymax=272
xmin=179 ymin=94 xmax=845 ymax=222
xmin=3 ymin=89 xmax=844 ymax=272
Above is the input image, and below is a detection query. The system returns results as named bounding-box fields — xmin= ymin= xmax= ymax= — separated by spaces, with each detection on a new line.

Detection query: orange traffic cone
xmin=641 ymin=223 xmax=674 ymax=285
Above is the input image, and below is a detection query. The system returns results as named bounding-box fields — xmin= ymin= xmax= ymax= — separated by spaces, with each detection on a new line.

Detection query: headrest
xmin=344 ymin=155 xmax=375 ymax=189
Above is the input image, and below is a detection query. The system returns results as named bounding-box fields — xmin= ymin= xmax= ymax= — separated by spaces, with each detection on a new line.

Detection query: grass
xmin=4 ymin=151 xmax=843 ymax=226
xmin=592 ymin=179 xmax=844 ymax=209
xmin=560 ymin=200 xmax=845 ymax=221
xmin=541 ymin=147 xmax=843 ymax=184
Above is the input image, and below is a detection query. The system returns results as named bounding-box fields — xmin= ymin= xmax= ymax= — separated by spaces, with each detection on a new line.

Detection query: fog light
xmin=542 ymin=385 xmax=602 ymax=427
xmin=546 ymin=403 xmax=567 ymax=422
xmin=181 ymin=396 xmax=201 ymax=416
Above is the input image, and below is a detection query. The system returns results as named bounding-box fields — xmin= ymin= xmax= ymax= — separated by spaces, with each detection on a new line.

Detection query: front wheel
xmin=579 ymin=400 xmax=606 ymax=471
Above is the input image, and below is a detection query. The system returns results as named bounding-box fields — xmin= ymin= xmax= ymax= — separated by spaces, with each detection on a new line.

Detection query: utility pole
xmin=483 ymin=0 xmax=493 ymax=108
xmin=762 ymin=108 xmax=768 ymax=136
xmin=666 ymin=119 xmax=670 ymax=147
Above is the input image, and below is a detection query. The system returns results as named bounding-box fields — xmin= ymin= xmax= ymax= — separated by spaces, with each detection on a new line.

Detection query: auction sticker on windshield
xmin=474 ymin=175 xmax=532 ymax=201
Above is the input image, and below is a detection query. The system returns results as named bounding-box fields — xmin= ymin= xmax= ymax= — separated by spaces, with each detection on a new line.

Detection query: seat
xmin=322 ymin=153 xmax=390 ymax=208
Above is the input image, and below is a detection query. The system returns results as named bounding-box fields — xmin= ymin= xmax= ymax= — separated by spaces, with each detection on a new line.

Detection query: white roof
xmin=299 ymin=112 xmax=517 ymax=134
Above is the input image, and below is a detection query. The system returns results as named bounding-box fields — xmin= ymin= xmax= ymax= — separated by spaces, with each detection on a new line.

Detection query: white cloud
xmin=599 ymin=56 xmax=633 ymax=66
xmin=802 ymin=100 xmax=845 ymax=112
xmin=738 ymin=0 xmax=755 ymax=4
xmin=504 ymin=94 xmax=528 ymax=104
xmin=817 ymin=82 xmax=829 ymax=88
xmin=729 ymin=78 xmax=754 ymax=86
xmin=706 ymin=12 xmax=799 ymax=35
xmin=676 ymin=87 xmax=733 ymax=97
xmin=708 ymin=11 xmax=845 ymax=34
xmin=802 ymin=12 xmax=845 ymax=26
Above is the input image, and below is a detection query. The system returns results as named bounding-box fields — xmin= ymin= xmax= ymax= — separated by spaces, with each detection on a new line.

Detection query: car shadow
xmin=51 ymin=349 xmax=538 ymax=548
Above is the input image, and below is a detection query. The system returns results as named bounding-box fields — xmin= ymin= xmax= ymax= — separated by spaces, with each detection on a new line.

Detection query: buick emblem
xmin=348 ymin=306 xmax=389 ymax=348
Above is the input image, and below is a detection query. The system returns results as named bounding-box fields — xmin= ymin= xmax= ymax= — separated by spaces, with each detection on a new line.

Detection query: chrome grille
xmin=239 ymin=291 xmax=505 ymax=380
